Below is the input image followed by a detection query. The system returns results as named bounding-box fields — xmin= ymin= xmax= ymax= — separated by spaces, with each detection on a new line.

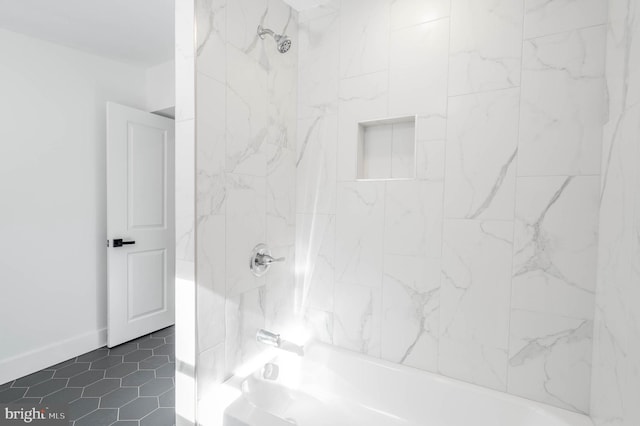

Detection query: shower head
xmin=257 ymin=25 xmax=292 ymax=54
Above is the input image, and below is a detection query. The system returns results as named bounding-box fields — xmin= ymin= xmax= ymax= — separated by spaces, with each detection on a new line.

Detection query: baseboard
xmin=0 ymin=328 xmax=107 ymax=385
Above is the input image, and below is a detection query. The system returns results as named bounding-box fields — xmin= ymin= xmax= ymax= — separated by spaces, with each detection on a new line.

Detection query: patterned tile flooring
xmin=0 ymin=326 xmax=175 ymax=426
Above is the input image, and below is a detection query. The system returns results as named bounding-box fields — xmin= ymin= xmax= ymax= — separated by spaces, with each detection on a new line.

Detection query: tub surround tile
xmin=508 ymin=310 xmax=592 ymax=413
xmin=225 ymin=174 xmax=267 ymax=296
xmin=225 ymin=287 xmax=267 ymax=376
xmin=266 ymin=145 xmax=297 ymax=247
xmin=339 ymin=0 xmax=390 ymax=79
xmin=448 ymin=0 xmax=524 ymax=96
xmin=196 ymin=214 xmax=226 ymax=352
xmin=444 ymin=88 xmax=519 ymax=221
xmin=416 ymin=140 xmax=446 ymax=182
xmin=523 ymin=0 xmax=607 ymax=39
xmin=298 ymin=12 xmax=340 ymax=119
xmin=295 ymin=214 xmax=335 ymax=312
xmin=333 ymin=283 xmax=382 ymax=358
xmin=389 ymin=18 xmax=449 ymax=128
xmin=196 ymin=0 xmax=227 ymax=83
xmin=384 ymin=180 xmax=443 ymax=259
xmin=591 ymin=3 xmax=640 ymax=424
xmin=226 ymin=0 xmax=268 ymax=54
xmin=517 ymin=25 xmax=606 ymax=177
xmin=189 ymin=0 xmax=613 ymax=416
xmin=304 ymin=309 xmax=334 ymax=344
xmin=335 ymin=181 xmax=385 ymax=289
xmin=296 ymin=115 xmax=337 ymax=215
xmin=337 ymin=72 xmax=389 ymax=181
xmin=382 ymin=255 xmax=440 ymax=372
xmin=511 ymin=176 xmax=600 ymax=320
xmin=439 ymin=220 xmax=513 ymax=391
xmin=264 ymin=245 xmax=297 ymax=332
xmin=225 ymin=45 xmax=268 ymax=176
xmin=390 ymin=0 xmax=451 ymax=31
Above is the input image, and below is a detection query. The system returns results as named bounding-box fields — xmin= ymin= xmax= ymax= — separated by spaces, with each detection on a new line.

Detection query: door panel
xmin=128 ymin=123 xmax=167 ymax=229
xmin=107 ymin=102 xmax=175 ymax=347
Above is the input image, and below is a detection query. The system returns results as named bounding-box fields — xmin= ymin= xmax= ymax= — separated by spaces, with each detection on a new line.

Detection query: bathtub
xmin=223 ymin=342 xmax=593 ymax=426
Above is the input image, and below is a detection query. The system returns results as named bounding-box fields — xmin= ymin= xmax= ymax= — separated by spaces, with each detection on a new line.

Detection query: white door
xmin=106 ymin=102 xmax=175 ymax=347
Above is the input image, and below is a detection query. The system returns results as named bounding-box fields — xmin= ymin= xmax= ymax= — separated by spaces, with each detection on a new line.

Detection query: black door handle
xmin=113 ymin=238 xmax=136 ymax=247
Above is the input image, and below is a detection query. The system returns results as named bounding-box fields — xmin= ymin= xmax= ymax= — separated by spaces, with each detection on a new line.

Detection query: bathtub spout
xmin=256 ymin=329 xmax=305 ymax=356
xmin=279 ymin=339 xmax=305 ymax=356
xmin=256 ymin=329 xmax=281 ymax=347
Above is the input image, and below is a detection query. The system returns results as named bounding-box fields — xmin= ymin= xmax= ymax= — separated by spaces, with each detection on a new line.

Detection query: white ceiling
xmin=0 ymin=0 xmax=174 ymax=67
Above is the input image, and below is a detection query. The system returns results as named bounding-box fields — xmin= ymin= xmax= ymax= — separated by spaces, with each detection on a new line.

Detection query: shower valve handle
xmin=255 ymin=253 xmax=285 ymax=266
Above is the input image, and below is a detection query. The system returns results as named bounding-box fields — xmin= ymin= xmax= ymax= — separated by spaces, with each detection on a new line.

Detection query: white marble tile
xmin=390 ymin=0 xmax=451 ymax=30
xmin=266 ymin=0 xmax=298 ymax=153
xmin=225 ymin=287 xmax=266 ymax=375
xmin=298 ymin=12 xmax=340 ymax=118
xmin=416 ymin=115 xmax=447 ymax=142
xmin=444 ymin=88 xmax=519 ymax=220
xmin=334 ymin=181 xmax=385 ymax=288
xmin=295 ymin=214 xmax=335 ymax=312
xmin=333 ymin=282 xmax=382 ymax=357
xmin=517 ymin=25 xmax=606 ymax=176
xmin=591 ymin=7 xmax=640 ymax=415
xmin=339 ymin=0 xmax=390 ymax=78
xmin=416 ymin=140 xmax=445 ymax=182
xmin=225 ymin=174 xmax=266 ymax=296
xmin=439 ymin=220 xmax=513 ymax=391
xmin=266 ymin=144 xmax=296 ymax=248
xmin=381 ymin=254 xmax=440 ymax=372
xmin=264 ymin=245 xmax=297 ymax=331
xmin=448 ymin=0 xmax=523 ymax=96
xmin=196 ymin=214 xmax=226 ymax=352
xmin=297 ymin=0 xmax=340 ymax=23
xmin=304 ymin=308 xmax=334 ymax=344
xmin=196 ymin=0 xmax=226 ymax=83
xmin=196 ymin=343 xmax=226 ymax=410
xmin=225 ymin=44 xmax=268 ymax=176
xmin=605 ymin=1 xmax=640 ymax=121
xmin=511 ymin=176 xmax=600 ymax=320
xmin=508 ymin=310 xmax=592 ymax=413
xmin=384 ymin=180 xmax=443 ymax=259
xmin=296 ymin=114 xmax=337 ymax=214
xmin=389 ymin=19 xmax=449 ymax=120
xmin=196 ymin=73 xmax=227 ymax=219
xmin=226 ymin=0 xmax=268 ymax=56
xmin=337 ymin=71 xmax=389 ymax=181
xmin=524 ymin=0 xmax=607 ymax=39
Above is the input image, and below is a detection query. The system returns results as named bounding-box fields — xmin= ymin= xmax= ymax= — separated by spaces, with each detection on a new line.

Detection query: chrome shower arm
xmin=257 ymin=25 xmax=275 ymax=39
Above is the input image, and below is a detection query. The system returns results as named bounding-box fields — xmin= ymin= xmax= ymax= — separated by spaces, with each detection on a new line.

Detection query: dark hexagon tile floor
xmin=0 ymin=326 xmax=175 ymax=426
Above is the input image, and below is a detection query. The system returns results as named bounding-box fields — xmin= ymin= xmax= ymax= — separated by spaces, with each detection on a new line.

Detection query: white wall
xmin=0 ymin=28 xmax=148 ymax=384
xmin=147 ymin=60 xmax=176 ymax=113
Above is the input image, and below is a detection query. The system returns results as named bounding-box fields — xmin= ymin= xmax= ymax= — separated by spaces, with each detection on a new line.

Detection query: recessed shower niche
xmin=357 ymin=116 xmax=416 ymax=180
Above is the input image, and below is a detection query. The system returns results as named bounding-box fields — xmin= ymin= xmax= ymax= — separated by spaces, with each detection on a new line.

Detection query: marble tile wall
xmin=193 ymin=0 xmax=298 ymax=420
xmin=590 ymin=1 xmax=640 ymax=425
xmin=295 ymin=0 xmax=606 ymax=414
